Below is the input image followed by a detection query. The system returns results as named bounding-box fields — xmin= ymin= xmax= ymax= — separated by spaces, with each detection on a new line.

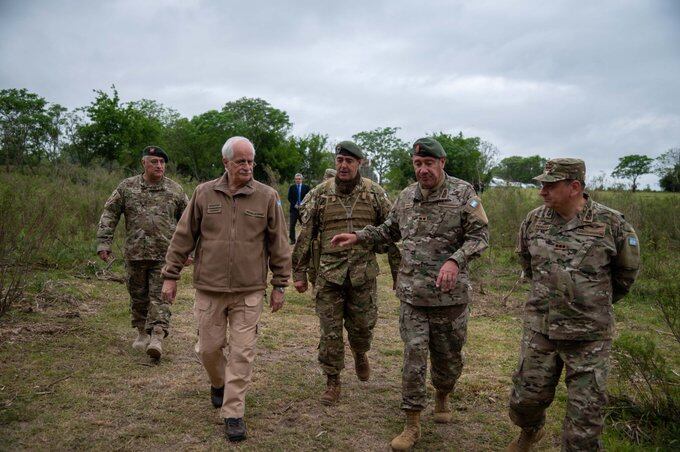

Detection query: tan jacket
xmin=162 ymin=173 xmax=291 ymax=292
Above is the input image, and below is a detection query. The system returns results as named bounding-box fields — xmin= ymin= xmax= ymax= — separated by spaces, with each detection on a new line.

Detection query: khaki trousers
xmin=194 ymin=289 xmax=264 ymax=419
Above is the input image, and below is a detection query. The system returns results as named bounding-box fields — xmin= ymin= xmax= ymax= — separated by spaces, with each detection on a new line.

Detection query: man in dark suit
xmin=287 ymin=173 xmax=310 ymax=244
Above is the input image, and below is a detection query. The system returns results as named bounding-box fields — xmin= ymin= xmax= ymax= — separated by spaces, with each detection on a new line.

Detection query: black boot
xmin=211 ymin=386 xmax=224 ymax=408
xmin=224 ymin=417 xmax=247 ymax=442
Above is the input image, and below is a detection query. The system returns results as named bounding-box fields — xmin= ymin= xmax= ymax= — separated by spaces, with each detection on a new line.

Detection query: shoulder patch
xmin=465 ymin=195 xmax=488 ymax=224
xmin=628 ymin=236 xmax=638 ymax=247
xmin=276 ymin=200 xmax=282 ymax=206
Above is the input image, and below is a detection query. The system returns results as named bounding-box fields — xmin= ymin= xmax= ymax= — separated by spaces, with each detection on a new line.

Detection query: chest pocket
xmin=572 ymin=223 xmax=610 ymax=274
xmin=433 ymin=202 xmax=462 ymax=237
xmin=398 ymin=202 xmax=416 ymax=239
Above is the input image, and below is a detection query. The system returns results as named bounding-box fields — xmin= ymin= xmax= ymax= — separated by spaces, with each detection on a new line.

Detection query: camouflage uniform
xmin=292 ymin=177 xmax=401 ymax=376
xmin=356 ymin=174 xmax=489 ymax=410
xmin=96 ymin=175 xmax=188 ymax=334
xmin=510 ymin=190 xmax=640 ymax=450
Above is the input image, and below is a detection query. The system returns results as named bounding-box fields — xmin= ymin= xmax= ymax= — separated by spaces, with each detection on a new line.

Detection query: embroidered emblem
xmin=245 ymin=210 xmax=265 ymax=218
xmin=469 ymin=199 xmax=479 ymax=208
xmin=207 ymin=203 xmax=222 ymax=214
xmin=628 ymin=237 xmax=638 ymax=246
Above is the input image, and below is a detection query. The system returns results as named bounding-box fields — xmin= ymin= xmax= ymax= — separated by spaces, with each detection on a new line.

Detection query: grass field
xmin=0 ymin=167 xmax=678 ymax=450
xmin=1 ymin=253 xmax=676 ymax=451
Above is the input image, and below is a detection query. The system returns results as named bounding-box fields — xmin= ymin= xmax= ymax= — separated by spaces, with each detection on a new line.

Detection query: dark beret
xmin=412 ymin=137 xmax=446 ymax=158
xmin=335 ymin=141 xmax=364 ymax=159
xmin=142 ymin=146 xmax=169 ymax=163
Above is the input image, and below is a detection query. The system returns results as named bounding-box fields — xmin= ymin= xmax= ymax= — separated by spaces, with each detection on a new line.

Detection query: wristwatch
xmin=273 ymin=286 xmax=286 ymax=293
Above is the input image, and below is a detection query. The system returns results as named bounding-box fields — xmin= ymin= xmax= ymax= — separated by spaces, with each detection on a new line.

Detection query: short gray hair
xmin=221 ymin=136 xmax=255 ymax=160
xmin=295 ymin=173 xmax=303 ymax=179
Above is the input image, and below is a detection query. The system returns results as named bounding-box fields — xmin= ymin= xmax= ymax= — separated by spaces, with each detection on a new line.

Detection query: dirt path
xmin=0 ymin=265 xmax=570 ymax=451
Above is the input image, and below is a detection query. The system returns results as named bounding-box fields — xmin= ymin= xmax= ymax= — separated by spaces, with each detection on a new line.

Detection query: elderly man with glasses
xmin=161 ymin=136 xmax=291 ymax=443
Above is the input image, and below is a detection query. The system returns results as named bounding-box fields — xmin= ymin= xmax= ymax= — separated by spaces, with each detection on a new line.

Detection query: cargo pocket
xmin=193 ymin=292 xmax=211 ymax=326
xmin=243 ymin=290 xmax=264 ymax=327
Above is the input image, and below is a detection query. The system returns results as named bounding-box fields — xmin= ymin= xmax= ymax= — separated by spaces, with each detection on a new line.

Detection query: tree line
xmin=1 ymin=87 xmax=677 ymax=191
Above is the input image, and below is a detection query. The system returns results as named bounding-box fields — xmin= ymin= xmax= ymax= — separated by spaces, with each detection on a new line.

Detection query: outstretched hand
xmin=330 ymin=233 xmax=358 ymax=247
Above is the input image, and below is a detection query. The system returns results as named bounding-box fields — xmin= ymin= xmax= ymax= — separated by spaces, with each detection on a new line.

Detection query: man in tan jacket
xmin=161 ymin=136 xmax=291 ymax=443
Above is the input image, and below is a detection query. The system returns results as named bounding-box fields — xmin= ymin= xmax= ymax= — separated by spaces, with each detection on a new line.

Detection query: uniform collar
xmin=414 ymin=174 xmax=449 ymax=202
xmin=139 ymin=174 xmax=166 ymax=190
xmin=331 ymin=175 xmax=365 ymax=196
xmin=213 ymin=172 xmax=255 ymax=197
xmin=547 ymin=194 xmax=594 ymax=230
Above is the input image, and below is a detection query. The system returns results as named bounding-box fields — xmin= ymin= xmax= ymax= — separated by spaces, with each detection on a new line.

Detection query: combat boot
xmin=211 ymin=386 xmax=224 ymax=409
xmin=390 ymin=410 xmax=421 ymax=451
xmin=146 ymin=326 xmax=164 ymax=360
xmin=507 ymin=427 xmax=544 ymax=452
xmin=433 ymin=390 xmax=452 ymax=423
xmin=132 ymin=327 xmax=150 ymax=351
xmin=224 ymin=417 xmax=247 ymax=442
xmin=320 ymin=374 xmax=341 ymax=405
xmin=352 ymin=350 xmax=370 ymax=381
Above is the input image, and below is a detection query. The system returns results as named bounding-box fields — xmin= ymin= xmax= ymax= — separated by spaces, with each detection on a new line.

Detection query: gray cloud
xmin=1 ymin=0 xmax=679 ymax=188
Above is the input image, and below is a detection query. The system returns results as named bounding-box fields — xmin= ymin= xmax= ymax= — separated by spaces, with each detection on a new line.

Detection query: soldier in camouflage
xmin=292 ymin=141 xmax=400 ymax=406
xmin=332 ymin=137 xmax=489 ymax=451
xmin=96 ymin=146 xmax=188 ymax=359
xmin=506 ymin=158 xmax=640 ymax=452
xmin=301 ymin=168 xmax=337 ymax=290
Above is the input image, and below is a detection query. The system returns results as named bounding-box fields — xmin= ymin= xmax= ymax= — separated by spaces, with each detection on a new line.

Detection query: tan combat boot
xmin=390 ymin=410 xmax=421 ymax=451
xmin=320 ymin=374 xmax=341 ymax=405
xmin=433 ymin=390 xmax=452 ymax=423
xmin=146 ymin=326 xmax=164 ymax=360
xmin=507 ymin=428 xmax=544 ymax=452
xmin=352 ymin=350 xmax=370 ymax=381
xmin=132 ymin=327 xmax=150 ymax=351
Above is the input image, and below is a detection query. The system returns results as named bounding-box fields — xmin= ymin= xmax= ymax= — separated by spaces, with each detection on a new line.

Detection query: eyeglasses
xmin=230 ymin=159 xmax=257 ymax=167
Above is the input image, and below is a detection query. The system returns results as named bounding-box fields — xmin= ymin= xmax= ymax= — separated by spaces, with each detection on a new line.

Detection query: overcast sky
xmin=1 ymin=0 xmax=679 ymax=187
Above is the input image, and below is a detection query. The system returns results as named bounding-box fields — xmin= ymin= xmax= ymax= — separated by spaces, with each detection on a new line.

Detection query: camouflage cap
xmin=335 ymin=141 xmax=364 ymax=159
xmin=533 ymin=158 xmax=586 ymax=182
xmin=142 ymin=146 xmax=169 ymax=163
xmin=324 ymin=168 xmax=337 ymax=179
xmin=412 ymin=137 xmax=446 ymax=158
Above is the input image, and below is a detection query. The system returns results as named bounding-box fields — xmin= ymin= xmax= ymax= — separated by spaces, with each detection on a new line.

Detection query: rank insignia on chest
xmin=553 ymin=243 xmax=569 ymax=251
xmin=207 ymin=203 xmax=222 ymax=214
xmin=535 ymin=222 xmax=551 ymax=232
xmin=419 ymin=215 xmax=427 ymax=221
xmin=576 ymin=222 xmax=606 ymax=237
xmin=628 ymin=237 xmax=638 ymax=246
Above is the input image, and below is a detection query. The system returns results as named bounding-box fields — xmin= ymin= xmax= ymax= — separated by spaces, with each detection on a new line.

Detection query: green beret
xmin=412 ymin=137 xmax=446 ymax=158
xmin=533 ymin=158 xmax=586 ymax=183
xmin=142 ymin=146 xmax=169 ymax=163
xmin=335 ymin=141 xmax=364 ymax=159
